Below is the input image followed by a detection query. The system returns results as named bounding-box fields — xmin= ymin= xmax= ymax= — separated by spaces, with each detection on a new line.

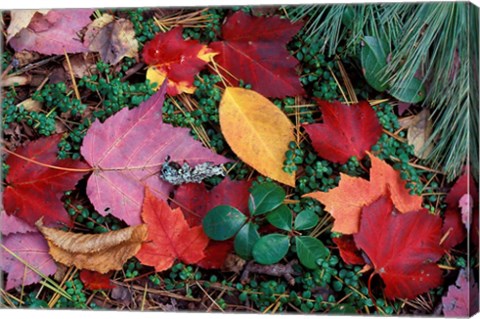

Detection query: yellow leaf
xmin=36 ymin=220 xmax=148 ymax=274
xmin=219 ymin=87 xmax=295 ymax=186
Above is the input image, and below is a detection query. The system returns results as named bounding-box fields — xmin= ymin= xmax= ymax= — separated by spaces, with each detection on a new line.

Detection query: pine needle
xmin=154 ymin=9 xmax=211 ymax=30
xmin=1 ymin=244 xmax=72 ymax=301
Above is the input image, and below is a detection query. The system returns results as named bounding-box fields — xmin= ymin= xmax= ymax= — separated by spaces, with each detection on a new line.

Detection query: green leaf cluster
xmin=203 ymin=181 xmax=329 ymax=269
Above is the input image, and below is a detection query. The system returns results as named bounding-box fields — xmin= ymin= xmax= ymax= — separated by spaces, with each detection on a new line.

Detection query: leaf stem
xmin=367 ymin=272 xmax=380 ymax=313
xmin=2 ymin=147 xmax=93 ymax=173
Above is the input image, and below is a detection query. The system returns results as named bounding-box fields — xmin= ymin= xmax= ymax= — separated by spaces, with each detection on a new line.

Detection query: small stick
xmin=240 ymin=260 xmax=299 ymax=286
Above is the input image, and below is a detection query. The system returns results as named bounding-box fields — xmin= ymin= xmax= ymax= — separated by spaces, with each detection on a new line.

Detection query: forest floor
xmin=1 ymin=6 xmax=477 ymax=316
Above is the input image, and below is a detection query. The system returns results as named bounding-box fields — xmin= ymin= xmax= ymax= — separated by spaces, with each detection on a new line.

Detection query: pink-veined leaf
xmin=81 ymin=82 xmax=229 ymax=225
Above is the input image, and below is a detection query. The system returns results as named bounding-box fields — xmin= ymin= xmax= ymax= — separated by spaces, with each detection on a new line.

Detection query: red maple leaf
xmin=173 ymin=178 xmax=251 ymax=268
xmin=9 ymin=9 xmax=93 ymax=55
xmin=333 ymin=236 xmax=364 ymax=265
xmin=353 ymin=195 xmax=444 ymax=299
xmin=81 ymin=83 xmax=229 ymax=226
xmin=80 ymin=270 xmax=115 ymax=290
xmin=4 ymin=134 xmax=90 ymax=227
xmin=143 ymin=27 xmax=216 ymax=95
xmin=210 ymin=11 xmax=304 ymax=98
xmin=136 ymin=189 xmax=209 ymax=272
xmin=303 ymin=100 xmax=383 ymax=164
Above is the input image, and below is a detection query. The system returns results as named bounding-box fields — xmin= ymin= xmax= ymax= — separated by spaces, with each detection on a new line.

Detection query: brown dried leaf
xmin=84 ymin=14 xmax=138 ymax=65
xmin=12 ymin=51 xmax=42 ymax=67
xmin=53 ymin=264 xmax=68 ymax=282
xmin=1 ymin=74 xmax=31 ymax=87
xmin=221 ymin=253 xmax=246 ymax=273
xmin=36 ymin=220 xmax=148 ymax=273
xmin=62 ymin=53 xmax=97 ymax=78
xmin=398 ymin=108 xmax=433 ymax=159
xmin=16 ymin=98 xmax=42 ymax=112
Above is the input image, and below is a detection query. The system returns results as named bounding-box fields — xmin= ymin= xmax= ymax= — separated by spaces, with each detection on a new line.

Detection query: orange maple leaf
xmin=303 ymin=154 xmax=423 ymax=234
xmin=136 ymin=188 xmax=209 ymax=271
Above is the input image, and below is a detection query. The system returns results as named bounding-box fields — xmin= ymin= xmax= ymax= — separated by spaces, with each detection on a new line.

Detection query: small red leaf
xmin=354 ymin=195 xmax=444 ymax=299
xmin=333 ymin=236 xmax=364 ymax=265
xmin=210 ymin=11 xmax=304 ymax=98
xmin=303 ymin=100 xmax=383 ymax=164
xmin=196 ymin=241 xmax=234 ymax=269
xmin=143 ymin=27 xmax=215 ymax=95
xmin=441 ymin=170 xmax=478 ymax=250
xmin=4 ymin=134 xmax=90 ymax=227
xmin=136 ymin=189 xmax=209 ymax=272
xmin=473 ymin=208 xmax=479 ymax=247
xmin=80 ymin=270 xmax=115 ymax=290
xmin=441 ymin=208 xmax=466 ymax=250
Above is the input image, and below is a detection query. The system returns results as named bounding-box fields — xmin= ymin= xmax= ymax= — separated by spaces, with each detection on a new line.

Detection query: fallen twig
xmin=240 ymin=260 xmax=300 ymax=286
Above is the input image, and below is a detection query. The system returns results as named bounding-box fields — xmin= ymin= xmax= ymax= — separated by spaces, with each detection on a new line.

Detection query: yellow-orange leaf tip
xmin=219 ymin=87 xmax=295 ymax=187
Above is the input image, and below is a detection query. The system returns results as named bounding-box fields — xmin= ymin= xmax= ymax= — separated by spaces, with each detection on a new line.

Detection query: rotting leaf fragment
xmin=84 ymin=13 xmax=139 ymax=65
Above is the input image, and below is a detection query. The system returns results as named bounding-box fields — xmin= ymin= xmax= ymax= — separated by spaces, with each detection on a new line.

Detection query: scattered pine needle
xmin=1 ymin=244 xmax=72 ymax=301
xmin=196 ymin=281 xmax=224 ymax=312
xmin=64 ymin=51 xmax=81 ymax=102
xmin=48 ymin=267 xmax=77 ymax=308
xmin=327 ymin=65 xmax=349 ymax=104
xmin=336 ymin=58 xmax=358 ymax=104
xmin=208 ymin=58 xmax=237 ymax=88
xmin=154 ymin=9 xmax=211 ymax=31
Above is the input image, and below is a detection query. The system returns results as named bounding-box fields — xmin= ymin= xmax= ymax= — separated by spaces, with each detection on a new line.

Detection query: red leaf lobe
xmin=4 ymin=134 xmax=89 ymax=227
xmin=303 ymin=100 xmax=383 ymax=164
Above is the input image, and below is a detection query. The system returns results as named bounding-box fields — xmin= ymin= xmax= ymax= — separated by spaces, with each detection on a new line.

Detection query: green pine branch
xmin=285 ymin=3 xmax=479 ymax=181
